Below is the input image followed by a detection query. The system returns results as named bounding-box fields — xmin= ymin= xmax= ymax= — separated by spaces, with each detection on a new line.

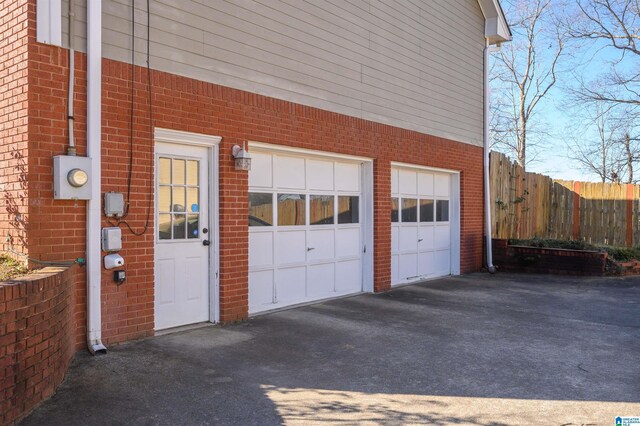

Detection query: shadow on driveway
xmin=21 ymin=273 xmax=640 ymax=425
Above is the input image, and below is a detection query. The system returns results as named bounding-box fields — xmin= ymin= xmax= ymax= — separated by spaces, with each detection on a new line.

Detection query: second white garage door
xmin=248 ymin=146 xmax=370 ymax=314
xmin=391 ymin=165 xmax=459 ymax=286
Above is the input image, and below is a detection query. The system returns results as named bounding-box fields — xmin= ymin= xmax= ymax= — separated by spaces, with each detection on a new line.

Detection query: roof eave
xmin=478 ymin=0 xmax=512 ymax=45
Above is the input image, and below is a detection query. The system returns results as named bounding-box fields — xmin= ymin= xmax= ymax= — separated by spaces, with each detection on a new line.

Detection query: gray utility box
xmin=101 ymin=227 xmax=122 ymax=252
xmin=104 ymin=192 xmax=125 ymax=218
xmin=53 ymin=155 xmax=92 ymax=200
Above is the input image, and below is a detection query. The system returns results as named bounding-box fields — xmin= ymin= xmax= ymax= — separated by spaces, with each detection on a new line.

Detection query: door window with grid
xmin=158 ymin=157 xmax=201 ymax=240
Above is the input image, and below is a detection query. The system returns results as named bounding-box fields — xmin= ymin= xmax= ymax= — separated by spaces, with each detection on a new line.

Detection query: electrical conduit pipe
xmin=67 ymin=0 xmax=75 ymax=156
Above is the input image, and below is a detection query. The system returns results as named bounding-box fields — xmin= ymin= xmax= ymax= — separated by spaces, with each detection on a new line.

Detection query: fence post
xmin=626 ymin=184 xmax=634 ymax=247
xmin=573 ymin=182 xmax=581 ymax=240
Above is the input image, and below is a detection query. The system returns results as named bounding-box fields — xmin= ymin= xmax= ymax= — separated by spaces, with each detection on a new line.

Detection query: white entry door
xmin=248 ymin=149 xmax=367 ymax=314
xmin=155 ymin=142 xmax=211 ymax=330
xmin=391 ymin=167 xmax=455 ymax=285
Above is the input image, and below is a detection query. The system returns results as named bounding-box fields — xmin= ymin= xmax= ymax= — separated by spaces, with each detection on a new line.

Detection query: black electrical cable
xmin=113 ymin=0 xmax=153 ymax=237
xmin=122 ymin=0 xmax=135 ymax=219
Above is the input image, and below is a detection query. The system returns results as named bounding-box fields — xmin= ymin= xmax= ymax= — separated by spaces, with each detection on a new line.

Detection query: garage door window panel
xmin=401 ymin=198 xmax=418 ymax=222
xmin=249 ymin=192 xmax=274 ymax=226
xmin=436 ymin=200 xmax=449 ymax=222
xmin=310 ymin=195 xmax=334 ymax=225
xmin=420 ymin=199 xmax=434 ymax=222
xmin=278 ymin=194 xmax=306 ymax=226
xmin=391 ymin=197 xmax=399 ymax=222
xmin=338 ymin=196 xmax=359 ymax=224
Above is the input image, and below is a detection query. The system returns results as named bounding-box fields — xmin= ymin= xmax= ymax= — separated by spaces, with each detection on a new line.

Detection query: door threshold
xmin=155 ymin=321 xmax=214 ymax=336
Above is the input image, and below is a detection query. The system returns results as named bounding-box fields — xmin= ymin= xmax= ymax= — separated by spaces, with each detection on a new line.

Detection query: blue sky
xmin=491 ymin=2 xmax=638 ymax=182
xmin=524 ymin=46 xmax=623 ymax=180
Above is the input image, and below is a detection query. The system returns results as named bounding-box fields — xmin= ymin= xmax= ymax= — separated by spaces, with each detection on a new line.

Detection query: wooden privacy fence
xmin=489 ymin=152 xmax=640 ymax=247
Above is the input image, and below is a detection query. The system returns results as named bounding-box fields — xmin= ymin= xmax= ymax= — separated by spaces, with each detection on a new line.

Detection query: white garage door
xmin=248 ymin=149 xmax=367 ymax=314
xmin=391 ymin=166 xmax=456 ymax=285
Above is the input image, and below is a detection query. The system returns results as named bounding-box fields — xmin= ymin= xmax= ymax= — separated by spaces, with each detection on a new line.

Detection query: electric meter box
xmin=53 ymin=155 xmax=92 ymax=200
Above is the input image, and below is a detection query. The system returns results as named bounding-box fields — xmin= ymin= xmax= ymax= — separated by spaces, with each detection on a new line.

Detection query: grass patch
xmin=0 ymin=254 xmax=28 ymax=281
xmin=508 ymin=238 xmax=640 ymax=262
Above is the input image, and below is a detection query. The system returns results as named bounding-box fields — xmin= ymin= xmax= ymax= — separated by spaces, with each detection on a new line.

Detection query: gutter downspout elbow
xmin=87 ymin=0 xmax=106 ymax=355
xmin=484 ymin=40 xmax=497 ymax=274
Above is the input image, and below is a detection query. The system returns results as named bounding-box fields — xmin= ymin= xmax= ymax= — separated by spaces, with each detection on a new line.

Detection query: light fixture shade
xmin=235 ymin=156 xmax=251 ymax=171
xmin=232 ymin=144 xmax=252 ymax=171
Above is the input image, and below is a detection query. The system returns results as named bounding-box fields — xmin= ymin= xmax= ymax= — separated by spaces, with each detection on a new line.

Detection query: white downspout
xmin=484 ymin=40 xmax=497 ymax=274
xmin=87 ymin=0 xmax=107 ymax=354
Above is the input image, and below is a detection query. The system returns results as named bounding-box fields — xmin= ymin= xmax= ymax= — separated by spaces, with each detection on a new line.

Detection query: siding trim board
xmin=36 ymin=0 xmax=62 ymax=46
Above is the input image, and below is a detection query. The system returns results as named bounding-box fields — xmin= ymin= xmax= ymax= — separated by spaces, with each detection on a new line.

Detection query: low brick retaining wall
xmin=0 ymin=267 xmax=76 ymax=425
xmin=617 ymin=260 xmax=640 ymax=276
xmin=492 ymin=239 xmax=608 ymax=276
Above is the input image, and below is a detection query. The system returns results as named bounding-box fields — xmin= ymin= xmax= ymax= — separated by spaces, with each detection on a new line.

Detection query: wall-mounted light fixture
xmin=232 ymin=142 xmax=252 ymax=171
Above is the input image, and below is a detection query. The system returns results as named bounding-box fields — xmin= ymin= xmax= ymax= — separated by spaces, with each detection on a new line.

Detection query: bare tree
xmin=616 ymin=126 xmax=640 ymax=182
xmin=567 ymin=102 xmax=640 ymax=183
xmin=562 ymin=0 xmax=640 ymax=182
xmin=565 ymin=0 xmax=640 ymax=107
xmin=491 ymin=0 xmax=567 ymax=169
xmin=567 ymin=104 xmax=625 ymax=182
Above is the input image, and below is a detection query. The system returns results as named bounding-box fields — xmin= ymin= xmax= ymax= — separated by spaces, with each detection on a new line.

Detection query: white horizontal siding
xmin=61 ymin=0 xmax=485 ymax=146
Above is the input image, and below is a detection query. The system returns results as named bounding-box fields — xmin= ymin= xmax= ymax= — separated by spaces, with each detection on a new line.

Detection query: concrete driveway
xmin=22 ymin=273 xmax=640 ymax=425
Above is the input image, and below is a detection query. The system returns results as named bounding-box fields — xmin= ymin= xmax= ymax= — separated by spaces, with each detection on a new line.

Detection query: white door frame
xmin=248 ymin=141 xmax=375 ymax=294
xmin=154 ymin=128 xmax=222 ymax=323
xmin=391 ymin=161 xmax=461 ymax=277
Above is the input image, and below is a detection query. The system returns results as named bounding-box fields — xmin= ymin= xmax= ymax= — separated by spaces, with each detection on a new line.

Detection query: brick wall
xmin=25 ymin=43 xmax=485 ymax=344
xmin=0 ymin=267 xmax=77 ymax=425
xmin=0 ymin=0 xmax=32 ymax=258
xmin=492 ymin=239 xmax=608 ymax=275
xmin=27 ymin=43 xmax=89 ymax=349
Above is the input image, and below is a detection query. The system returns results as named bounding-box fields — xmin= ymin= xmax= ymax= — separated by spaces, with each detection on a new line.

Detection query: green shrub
xmin=602 ymin=246 xmax=640 ymax=262
xmin=508 ymin=238 xmax=599 ymax=251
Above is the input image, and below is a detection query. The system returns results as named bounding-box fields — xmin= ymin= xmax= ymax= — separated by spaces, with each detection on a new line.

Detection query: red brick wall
xmin=492 ymin=239 xmax=607 ymax=275
xmin=0 ymin=267 xmax=77 ymax=425
xmin=27 ymin=43 xmax=89 ymax=349
xmin=0 ymin=0 xmax=89 ymax=349
xmin=0 ymin=0 xmax=32 ymax=257
xmin=25 ymin=44 xmax=484 ymax=345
